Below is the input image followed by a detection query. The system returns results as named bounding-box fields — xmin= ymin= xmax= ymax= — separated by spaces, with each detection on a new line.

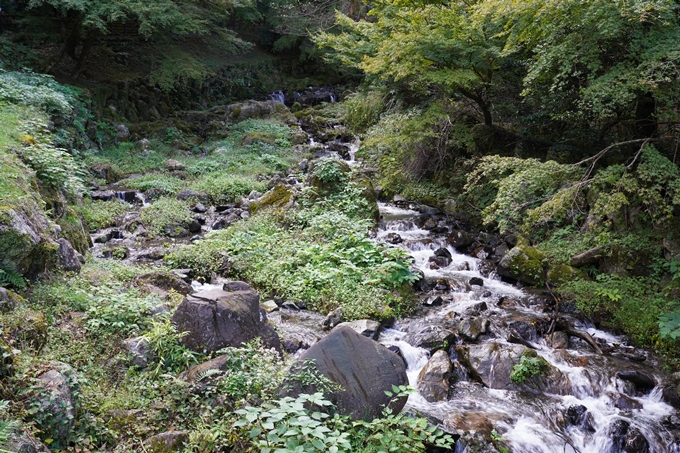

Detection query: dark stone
xmin=614 ymin=394 xmax=643 ymax=411
xmin=281 ymin=327 xmax=408 ymax=420
xmin=404 ymin=324 xmax=456 ymax=352
xmin=434 ymin=247 xmax=452 ymax=260
xmin=186 ymin=219 xmax=202 ymax=233
xmin=428 ymin=255 xmax=450 ymax=267
xmin=625 ymin=428 xmax=650 ymax=453
xmin=385 ymin=232 xmax=403 ymax=244
xmin=36 ymin=365 xmax=76 ymax=446
xmin=447 ymin=230 xmax=474 ymax=250
xmin=469 ymin=277 xmax=484 ymax=286
xmin=458 ymin=317 xmax=489 ymax=341
xmin=123 ymin=337 xmax=155 ymax=369
xmin=56 ymin=238 xmax=82 ymax=273
xmin=171 ymin=288 xmax=281 ymax=353
xmin=616 ymin=370 xmax=656 ymax=391
xmin=133 ymin=271 xmax=194 ymax=295
xmin=570 ymin=246 xmax=605 ymax=267
xmin=176 ymin=190 xmax=208 ymax=201
xmin=566 ymin=405 xmax=595 ymax=432
xmin=223 ymin=281 xmax=252 ymax=292
xmin=507 ymin=319 xmax=538 ymax=343
xmin=334 ymin=320 xmax=381 ymax=340
xmin=609 ymin=419 xmax=630 ymax=452
xmin=322 ymin=308 xmax=344 ymax=330
xmin=192 ymin=203 xmax=207 ymax=213
xmin=417 ymin=350 xmax=452 ymax=403
xmin=422 ymin=295 xmax=444 ymax=307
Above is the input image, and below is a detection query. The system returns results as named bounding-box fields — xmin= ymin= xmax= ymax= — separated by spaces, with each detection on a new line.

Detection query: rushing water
xmin=375 ymin=203 xmax=679 ymax=453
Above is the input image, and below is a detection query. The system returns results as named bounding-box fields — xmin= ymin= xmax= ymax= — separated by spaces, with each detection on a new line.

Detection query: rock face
xmin=56 ymin=238 xmax=83 ymax=272
xmin=458 ymin=317 xmax=489 ymax=341
xmin=282 ymin=326 xmax=408 ymax=420
xmin=333 ymin=319 xmax=381 ymax=340
xmin=0 ymin=207 xmax=57 ymax=278
xmin=171 ymin=288 xmax=281 ymax=353
xmin=145 ymin=431 xmax=189 ymax=453
xmin=417 ymin=350 xmax=452 ymax=402
xmin=249 ymin=184 xmax=296 ymax=215
xmin=404 ymin=324 xmax=456 ymax=352
xmin=496 ymin=237 xmax=546 ymax=286
xmin=123 ymin=337 xmax=155 ymax=369
xmin=36 ymin=365 xmax=76 ymax=447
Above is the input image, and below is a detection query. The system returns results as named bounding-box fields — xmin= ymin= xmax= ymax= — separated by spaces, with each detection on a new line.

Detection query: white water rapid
xmin=375 ymin=203 xmax=680 ymax=453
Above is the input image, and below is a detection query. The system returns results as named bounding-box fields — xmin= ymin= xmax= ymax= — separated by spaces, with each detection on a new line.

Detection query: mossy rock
xmin=497 ymin=236 xmax=546 ymax=286
xmin=0 ymin=288 xmax=25 ymax=312
xmin=89 ymin=162 xmax=122 ymax=184
xmin=249 ymin=184 xmax=296 ymax=215
xmin=241 ymin=131 xmax=277 ymax=146
xmin=547 ymin=264 xmax=588 ymax=286
xmin=306 ymin=159 xmax=351 ymax=196
xmin=11 ymin=310 xmax=48 ymax=352
xmin=0 ymin=206 xmax=59 ymax=278
xmin=56 ymin=207 xmax=92 ymax=255
xmin=350 ymin=175 xmax=380 ymax=224
xmin=0 ymin=336 xmax=14 ymax=378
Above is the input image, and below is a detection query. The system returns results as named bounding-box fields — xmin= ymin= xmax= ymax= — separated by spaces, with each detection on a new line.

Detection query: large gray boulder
xmin=171 ymin=288 xmax=281 ymax=353
xmin=417 ymin=350 xmax=452 ymax=402
xmin=281 ymin=326 xmax=408 ymax=420
xmin=56 ymin=238 xmax=83 ymax=273
xmin=461 ymin=343 xmax=570 ymax=394
xmin=0 ymin=207 xmax=57 ymax=278
xmin=333 ymin=319 xmax=381 ymax=340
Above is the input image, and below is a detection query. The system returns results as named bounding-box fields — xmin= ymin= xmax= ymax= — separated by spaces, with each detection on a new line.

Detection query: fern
xmin=0 ymin=268 xmax=26 ymax=289
xmin=0 ymin=401 xmax=20 ymax=453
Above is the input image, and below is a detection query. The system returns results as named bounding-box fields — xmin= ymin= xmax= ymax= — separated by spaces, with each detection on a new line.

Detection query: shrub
xmin=510 ymin=354 xmax=544 ymax=384
xmin=190 ymin=172 xmax=266 ymax=204
xmin=0 ymin=70 xmax=76 ymax=114
xmin=140 ymin=197 xmax=193 ymax=238
xmin=80 ymin=199 xmax=129 ymax=232
xmin=141 ymin=318 xmax=200 ymax=375
xmin=124 ymin=173 xmax=184 ymax=195
xmin=84 ymin=285 xmax=160 ymax=336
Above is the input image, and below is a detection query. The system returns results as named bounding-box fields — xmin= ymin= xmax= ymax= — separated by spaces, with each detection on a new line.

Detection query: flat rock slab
xmin=171 ymin=288 xmax=281 ymax=353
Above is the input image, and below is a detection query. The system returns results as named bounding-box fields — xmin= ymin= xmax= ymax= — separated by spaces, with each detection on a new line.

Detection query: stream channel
xmin=372 ymin=203 xmax=679 ymax=453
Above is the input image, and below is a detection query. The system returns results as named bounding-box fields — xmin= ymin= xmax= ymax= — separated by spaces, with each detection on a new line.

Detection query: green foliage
xmin=190 ymin=172 xmax=266 ymax=205
xmin=0 ymin=70 xmax=76 ymax=114
xmin=0 ymin=267 xmax=26 ymax=289
xmin=0 ymin=400 xmax=20 ymax=453
xmin=234 ymin=393 xmax=352 ymax=453
xmin=344 ymin=91 xmax=387 ymax=133
xmin=140 ymin=197 xmax=193 ymax=238
xmin=83 ymin=285 xmax=160 ymax=336
xmin=141 ymin=318 xmax=200 ymax=375
xmin=124 ymin=173 xmax=184 ymax=195
xmin=79 ymin=199 xmax=129 ymax=232
xmin=510 ymin=354 xmax=543 ymax=384
xmin=659 ymin=312 xmax=680 ymax=340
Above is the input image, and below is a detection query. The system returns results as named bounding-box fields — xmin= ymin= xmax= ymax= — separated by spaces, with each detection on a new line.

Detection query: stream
xmin=374 ymin=203 xmax=679 ymax=453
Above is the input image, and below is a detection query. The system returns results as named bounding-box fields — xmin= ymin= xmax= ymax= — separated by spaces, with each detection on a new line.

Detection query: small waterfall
xmin=374 ymin=202 xmax=679 ymax=453
xmin=269 ymin=90 xmax=285 ymax=104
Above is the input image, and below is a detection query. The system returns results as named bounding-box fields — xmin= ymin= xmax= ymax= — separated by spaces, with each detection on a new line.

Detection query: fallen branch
xmin=555 ymin=320 xmax=603 ymax=354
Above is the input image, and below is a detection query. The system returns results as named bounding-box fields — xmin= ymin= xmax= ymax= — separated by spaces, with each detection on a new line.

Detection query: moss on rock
xmin=547 ymin=264 xmax=588 ymax=286
xmin=249 ymin=184 xmax=296 ymax=215
xmin=497 ymin=236 xmax=546 ymax=286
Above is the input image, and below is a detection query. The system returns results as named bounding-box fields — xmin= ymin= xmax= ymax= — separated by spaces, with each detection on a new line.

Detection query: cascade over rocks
xmin=281 ymin=326 xmax=408 ymax=421
xmin=171 ymin=287 xmax=281 ymax=353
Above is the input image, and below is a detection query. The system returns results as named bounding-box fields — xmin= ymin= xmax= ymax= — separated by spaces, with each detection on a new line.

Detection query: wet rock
xmin=428 ymin=255 xmax=450 ymax=268
xmin=614 ymin=394 xmax=643 ymax=411
xmin=334 ymin=320 xmax=381 ymax=340
xmin=35 ymin=364 xmax=76 ymax=446
xmin=417 ymin=350 xmax=452 ymax=403
xmin=616 ymin=370 xmax=656 ymax=392
xmin=281 ymin=326 xmax=408 ymax=420
xmin=223 ymin=281 xmax=251 ymax=292
xmin=422 ymin=295 xmax=444 ymax=307
xmin=144 ymin=431 xmax=189 ymax=453
xmin=163 ymin=225 xmax=190 ymax=238
xmin=89 ymin=162 xmax=121 ymax=183
xmin=549 ymin=331 xmax=570 ymax=349
xmin=192 ymin=203 xmax=207 ymax=213
xmin=123 ymin=337 xmax=155 ymax=369
xmin=404 ymin=324 xmax=456 ymax=352
xmin=385 ymin=232 xmax=403 ymax=244
xmin=506 ymin=319 xmax=538 ymax=343
xmin=469 ymin=277 xmax=484 ymax=286
xmin=422 ymin=217 xmax=438 ymax=230
xmin=299 ymin=159 xmax=308 ymax=172
xmin=171 ymin=288 xmax=281 ymax=353
xmin=497 ymin=237 xmax=545 ymax=286
xmin=186 ymin=219 xmax=202 ymax=233
xmin=465 ymin=301 xmax=488 ymax=314
xmin=625 ymin=427 xmax=650 ymax=453
xmin=477 ymin=260 xmax=496 ymax=278
xmin=56 ymin=238 xmax=83 ymax=272
xmin=662 ymin=382 xmax=680 ymax=409
xmin=458 ymin=317 xmax=489 ymax=341
xmin=447 ymin=230 xmax=474 ymax=250
xmin=133 ymin=271 xmax=194 ymax=296
xmin=115 ymin=124 xmax=130 ymax=142
xmin=566 ymin=405 xmax=595 ymax=432
xmin=322 ymin=308 xmax=344 ymax=330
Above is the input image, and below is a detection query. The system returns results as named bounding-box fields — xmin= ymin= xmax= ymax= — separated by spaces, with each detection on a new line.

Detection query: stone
xmin=0 ymin=206 xmax=59 ymax=278
xmin=176 ymin=190 xmax=208 ymax=202
xmin=165 ymin=159 xmax=186 ymax=171
xmin=133 ymin=271 xmax=194 ymax=296
xmin=469 ymin=277 xmax=484 ymax=286
xmin=614 ymin=393 xmax=643 ymax=411
xmin=616 ymin=370 xmax=656 ymax=391
xmin=0 ymin=287 xmax=23 ymax=312
xmin=547 ymin=264 xmax=587 ymax=286
xmin=36 ymin=364 xmax=76 ymax=447
xmin=458 ymin=317 xmax=489 ymax=341
xmin=281 ymin=327 xmax=408 ymax=420
xmin=223 ymin=281 xmax=252 ymax=292
xmin=192 ymin=203 xmax=207 ymax=213
xmin=434 ymin=247 xmax=452 ymax=260
xmin=171 ymin=288 xmax=281 ymax=353
xmin=322 ymin=308 xmax=344 ymax=330
xmin=566 ymin=405 xmax=595 ymax=432
xmin=385 ymin=232 xmax=403 ymax=244
xmin=447 ymin=230 xmax=474 ymax=250
xmin=416 ymin=350 xmax=452 ymax=402
xmin=123 ymin=337 xmax=155 ymax=369
xmin=57 ymin=238 xmax=83 ymax=272
xmin=549 ymin=331 xmax=570 ymax=349
xmin=261 ymin=300 xmax=279 ymax=313
xmin=334 ymin=320 xmax=381 ymax=340
xmin=182 ymin=355 xmax=232 ymax=382
xmin=144 ymin=431 xmax=189 ymax=453
xmin=422 ymin=295 xmax=444 ymax=307
xmin=4 ymin=429 xmax=51 ymax=453
xmin=249 ymin=184 xmax=297 ymax=215
xmin=115 ymin=124 xmax=130 ymax=142
xmin=497 ymin=237 xmax=546 ymax=286
xmin=404 ymin=324 xmax=456 ymax=352
xmin=89 ymin=162 xmax=121 ymax=183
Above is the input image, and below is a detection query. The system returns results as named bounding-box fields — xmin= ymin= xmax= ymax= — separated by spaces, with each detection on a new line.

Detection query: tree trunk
xmin=635 ymin=93 xmax=657 ymax=139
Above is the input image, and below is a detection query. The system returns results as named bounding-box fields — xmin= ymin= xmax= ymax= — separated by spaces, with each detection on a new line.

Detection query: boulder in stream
xmin=404 ymin=324 xmax=456 ymax=352
xmin=171 ymin=288 xmax=281 ymax=353
xmin=333 ymin=319 xmax=381 ymax=340
xmin=417 ymin=350 xmax=452 ymax=402
xmin=280 ymin=326 xmax=408 ymax=420
xmin=458 ymin=317 xmax=489 ymax=341
xmin=496 ymin=237 xmax=546 ymax=286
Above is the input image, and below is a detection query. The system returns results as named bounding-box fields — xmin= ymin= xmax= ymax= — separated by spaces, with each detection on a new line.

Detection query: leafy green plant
xmin=510 ymin=355 xmax=543 ymax=384
xmin=189 ymin=172 xmax=266 ymax=205
xmin=0 ymin=401 xmax=20 ymax=453
xmin=79 ymin=199 xmax=129 ymax=232
xmin=234 ymin=393 xmax=352 ymax=453
xmin=140 ymin=197 xmax=193 ymax=238
xmin=124 ymin=173 xmax=184 ymax=195
xmin=0 ymin=70 xmax=76 ymax=114
xmin=141 ymin=318 xmax=200 ymax=375
xmin=0 ymin=267 xmax=26 ymax=289
xmin=659 ymin=312 xmax=680 ymax=340
xmin=84 ymin=285 xmax=160 ymax=336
